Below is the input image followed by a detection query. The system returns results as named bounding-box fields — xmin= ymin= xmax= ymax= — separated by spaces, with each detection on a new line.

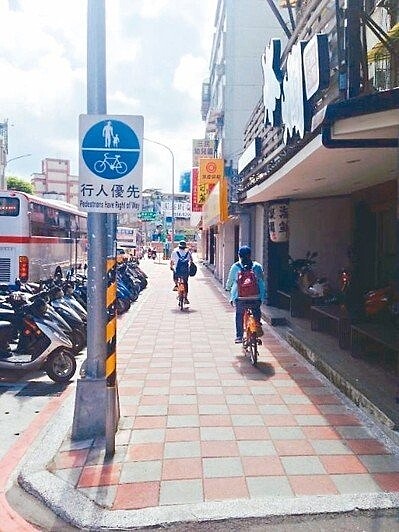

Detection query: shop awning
xmin=367 ymin=22 xmax=399 ymax=62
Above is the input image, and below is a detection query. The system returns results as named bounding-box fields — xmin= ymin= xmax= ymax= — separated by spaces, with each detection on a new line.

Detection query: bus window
xmin=30 ymin=202 xmax=47 ymax=235
xmin=0 ymin=197 xmax=20 ymax=216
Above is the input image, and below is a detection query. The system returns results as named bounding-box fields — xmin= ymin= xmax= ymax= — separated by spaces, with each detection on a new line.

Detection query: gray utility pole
xmin=72 ymin=0 xmax=109 ymax=440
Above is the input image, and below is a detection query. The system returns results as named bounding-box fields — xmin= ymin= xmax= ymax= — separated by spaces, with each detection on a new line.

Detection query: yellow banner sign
xmin=199 ymin=158 xmax=224 ymax=187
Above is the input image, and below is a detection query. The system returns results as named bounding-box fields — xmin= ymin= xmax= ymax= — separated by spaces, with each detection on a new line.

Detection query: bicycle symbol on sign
xmin=94 ymin=153 xmax=128 ymax=175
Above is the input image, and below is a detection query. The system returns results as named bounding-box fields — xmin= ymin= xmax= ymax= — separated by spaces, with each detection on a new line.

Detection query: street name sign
xmin=138 ymin=211 xmax=157 ymax=221
xmin=79 ymin=114 xmax=144 ymax=213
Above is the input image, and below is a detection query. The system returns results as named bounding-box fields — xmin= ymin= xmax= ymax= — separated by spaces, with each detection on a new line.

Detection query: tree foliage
xmin=6 ymin=176 xmax=34 ymax=194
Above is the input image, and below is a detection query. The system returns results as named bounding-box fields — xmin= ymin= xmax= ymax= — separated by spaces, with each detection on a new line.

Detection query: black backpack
xmin=175 ymin=251 xmax=190 ymax=278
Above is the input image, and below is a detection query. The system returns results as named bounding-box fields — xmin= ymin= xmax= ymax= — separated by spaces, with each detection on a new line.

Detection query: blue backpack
xmin=175 ymin=251 xmax=190 ymax=278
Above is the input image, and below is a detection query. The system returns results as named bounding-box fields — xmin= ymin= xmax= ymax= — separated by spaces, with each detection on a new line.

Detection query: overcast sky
xmin=0 ymin=0 xmax=216 ymax=192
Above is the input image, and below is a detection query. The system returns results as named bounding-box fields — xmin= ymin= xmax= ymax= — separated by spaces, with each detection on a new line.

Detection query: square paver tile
xmin=335 ymin=426 xmax=375 ymax=440
xmin=164 ymin=441 xmax=201 ymax=459
xmin=295 ymin=415 xmax=329 ymax=426
xmin=258 ymin=405 xmax=291 ymax=415
xmin=130 ymin=429 xmax=165 ymax=444
xmin=204 ymin=477 xmax=248 ymax=501
xmin=247 ymin=476 xmax=294 ymax=498
xmin=198 ymin=405 xmax=230 ymax=415
xmin=200 ymin=427 xmax=235 ymax=441
xmin=242 ymin=456 xmax=285 ymax=476
xmin=159 ymin=479 xmax=203 ymax=505
xmin=358 ymin=454 xmax=399 ymax=473
xmin=167 ymin=415 xmax=200 ymax=428
xmin=231 ymin=415 xmax=264 ymax=427
xmin=268 ymin=427 xmax=306 ymax=440
xmin=203 ymin=457 xmax=244 ymax=478
xmin=226 ymin=395 xmax=255 ymax=405
xmin=162 ymin=458 xmax=203 ymax=480
xmin=320 ymin=455 xmax=367 ymax=474
xmin=113 ymin=481 xmax=159 ymax=510
xmin=373 ymin=473 xmax=399 ymax=492
xmin=331 ymin=474 xmax=382 ymax=494
xmin=281 ymin=456 xmax=326 ymax=475
xmin=289 ymin=475 xmax=339 ymax=496
xmin=237 ymin=440 xmax=276 ymax=457
xmin=136 ymin=405 xmax=168 ymax=416
xmin=311 ymin=440 xmax=353 ymax=455
xmin=120 ymin=461 xmax=162 ymax=483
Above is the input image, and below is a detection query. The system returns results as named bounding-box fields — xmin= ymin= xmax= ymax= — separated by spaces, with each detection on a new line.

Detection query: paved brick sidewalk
xmin=49 ymin=258 xmax=399 ymax=512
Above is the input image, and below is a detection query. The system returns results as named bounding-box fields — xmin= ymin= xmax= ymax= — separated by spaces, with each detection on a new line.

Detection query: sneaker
xmin=172 ymin=285 xmax=178 ymax=291
xmin=235 ymin=337 xmax=243 ymax=344
xmin=184 ymin=298 xmax=190 ymax=304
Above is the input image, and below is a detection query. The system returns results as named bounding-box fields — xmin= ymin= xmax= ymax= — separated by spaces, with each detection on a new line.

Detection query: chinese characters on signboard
xmin=268 ymin=203 xmax=289 ymax=242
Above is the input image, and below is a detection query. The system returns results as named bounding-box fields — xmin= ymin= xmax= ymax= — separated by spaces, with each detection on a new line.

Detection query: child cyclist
xmin=226 ymin=245 xmax=266 ymax=343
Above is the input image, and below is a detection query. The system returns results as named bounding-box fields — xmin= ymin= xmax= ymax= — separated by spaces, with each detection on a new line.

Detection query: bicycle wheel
xmin=94 ymin=160 xmax=106 ymax=173
xmin=116 ymin=161 xmax=128 ymax=174
xmin=249 ymin=333 xmax=258 ymax=366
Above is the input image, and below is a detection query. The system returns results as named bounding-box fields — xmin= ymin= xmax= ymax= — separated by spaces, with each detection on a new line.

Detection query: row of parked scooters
xmin=0 ymin=259 xmax=148 ymax=382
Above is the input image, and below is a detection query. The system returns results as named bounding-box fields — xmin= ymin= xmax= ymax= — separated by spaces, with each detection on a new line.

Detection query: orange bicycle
xmin=242 ymin=307 xmax=262 ymax=366
xmin=177 ymin=276 xmax=188 ymax=311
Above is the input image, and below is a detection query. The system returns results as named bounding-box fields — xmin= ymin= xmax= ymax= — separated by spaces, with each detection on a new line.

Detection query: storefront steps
xmin=269 ymin=309 xmax=399 ymax=446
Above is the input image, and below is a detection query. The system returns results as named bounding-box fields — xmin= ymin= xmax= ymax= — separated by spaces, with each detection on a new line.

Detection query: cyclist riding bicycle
xmin=226 ymin=245 xmax=266 ymax=343
xmin=170 ymin=240 xmax=193 ymax=304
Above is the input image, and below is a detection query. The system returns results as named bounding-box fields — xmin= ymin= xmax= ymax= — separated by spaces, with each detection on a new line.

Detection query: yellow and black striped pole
xmin=106 ymin=257 xmax=117 ymax=386
xmin=105 ymin=256 xmax=119 ymax=456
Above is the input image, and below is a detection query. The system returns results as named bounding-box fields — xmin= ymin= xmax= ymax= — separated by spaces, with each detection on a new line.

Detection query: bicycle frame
xmin=177 ymin=277 xmax=187 ymax=311
xmin=242 ymin=307 xmax=261 ymax=366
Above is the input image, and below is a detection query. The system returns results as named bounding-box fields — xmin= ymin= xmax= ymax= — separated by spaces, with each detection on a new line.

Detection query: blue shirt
xmin=226 ymin=260 xmax=266 ymax=303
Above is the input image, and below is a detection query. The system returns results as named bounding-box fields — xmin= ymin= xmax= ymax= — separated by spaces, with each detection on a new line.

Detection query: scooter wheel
xmin=45 ymin=348 xmax=76 ymax=383
xmin=71 ymin=329 xmax=86 ymax=354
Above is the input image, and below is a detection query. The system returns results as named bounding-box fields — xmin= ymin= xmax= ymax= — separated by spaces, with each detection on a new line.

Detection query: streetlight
xmin=143 ymin=138 xmax=175 ymax=253
xmin=0 ymin=153 xmax=32 ymax=190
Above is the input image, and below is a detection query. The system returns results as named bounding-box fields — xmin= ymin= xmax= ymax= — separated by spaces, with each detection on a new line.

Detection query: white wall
xmin=289 ymin=197 xmax=352 ymax=289
xmin=254 ymin=204 xmax=264 ymax=264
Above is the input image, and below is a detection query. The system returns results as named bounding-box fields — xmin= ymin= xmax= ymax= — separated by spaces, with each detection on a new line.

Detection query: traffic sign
xmin=79 ymin=114 xmax=144 ymax=214
xmin=138 ymin=211 xmax=157 ymax=221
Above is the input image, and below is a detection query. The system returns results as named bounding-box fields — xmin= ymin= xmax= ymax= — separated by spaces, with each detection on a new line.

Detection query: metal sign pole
xmin=72 ymin=0 xmax=108 ymax=440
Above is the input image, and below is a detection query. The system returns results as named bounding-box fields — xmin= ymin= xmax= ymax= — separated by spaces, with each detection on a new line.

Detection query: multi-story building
xmin=31 ymin=158 xmax=79 ymax=206
xmin=201 ymin=0 xmax=287 ymax=283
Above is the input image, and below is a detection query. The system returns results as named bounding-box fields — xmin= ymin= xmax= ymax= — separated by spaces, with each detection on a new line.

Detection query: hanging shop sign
xmin=268 ymin=202 xmax=289 ymax=242
xmin=198 ymin=158 xmax=224 ymax=187
xmin=202 ymin=177 xmax=228 ymax=229
xmin=191 ymin=168 xmax=202 ymax=212
xmin=262 ymin=39 xmax=283 ymax=127
xmin=192 ymin=139 xmax=216 ymax=167
xmin=262 ymin=34 xmax=330 ymax=143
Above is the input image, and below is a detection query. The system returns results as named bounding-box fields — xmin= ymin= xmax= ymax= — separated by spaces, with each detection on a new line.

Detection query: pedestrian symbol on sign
xmin=82 ymin=119 xmax=141 ymax=180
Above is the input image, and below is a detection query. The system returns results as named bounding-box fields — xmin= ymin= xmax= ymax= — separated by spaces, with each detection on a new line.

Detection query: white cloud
xmin=173 ymin=54 xmax=209 ymax=100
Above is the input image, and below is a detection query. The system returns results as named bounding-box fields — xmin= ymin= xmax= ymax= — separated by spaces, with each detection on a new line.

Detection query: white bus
xmin=0 ymin=191 xmax=87 ymax=284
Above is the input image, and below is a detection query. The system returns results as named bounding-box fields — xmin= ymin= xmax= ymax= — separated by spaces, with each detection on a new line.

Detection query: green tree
xmin=6 ymin=176 xmax=34 ymax=194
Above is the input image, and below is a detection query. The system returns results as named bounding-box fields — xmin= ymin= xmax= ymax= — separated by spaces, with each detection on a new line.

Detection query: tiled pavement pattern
xmin=50 ymin=259 xmax=399 ymax=510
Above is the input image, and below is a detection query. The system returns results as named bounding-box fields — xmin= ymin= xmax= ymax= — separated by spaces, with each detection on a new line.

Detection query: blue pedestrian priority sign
xmin=79 ymin=114 xmax=144 ymax=214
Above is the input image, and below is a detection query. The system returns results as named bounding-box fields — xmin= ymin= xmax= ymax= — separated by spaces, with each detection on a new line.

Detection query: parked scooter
xmin=287 ymin=251 xmax=330 ymax=298
xmin=0 ymin=295 xmax=76 ymax=382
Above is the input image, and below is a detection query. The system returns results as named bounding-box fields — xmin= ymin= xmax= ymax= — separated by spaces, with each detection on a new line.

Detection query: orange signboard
xmin=199 ymin=158 xmax=224 ymax=187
